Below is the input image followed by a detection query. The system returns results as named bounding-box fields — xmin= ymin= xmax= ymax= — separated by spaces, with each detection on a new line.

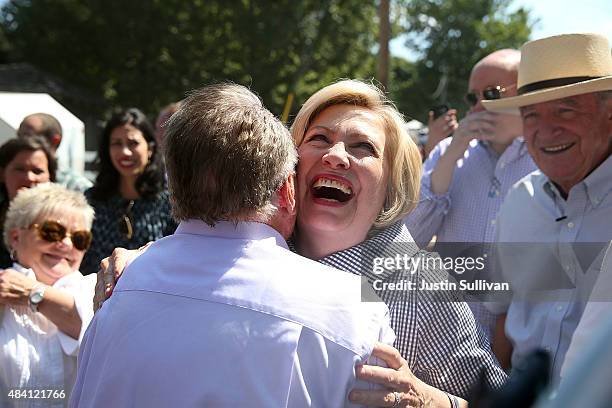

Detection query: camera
xmin=431 ymin=104 xmax=450 ymax=120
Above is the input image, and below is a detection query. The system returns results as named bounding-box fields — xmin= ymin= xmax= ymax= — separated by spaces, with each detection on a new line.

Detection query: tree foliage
xmin=1 ymin=0 xmax=533 ymax=125
xmin=391 ymin=0 xmax=533 ymax=122
xmin=1 ymin=0 xmax=378 ymax=118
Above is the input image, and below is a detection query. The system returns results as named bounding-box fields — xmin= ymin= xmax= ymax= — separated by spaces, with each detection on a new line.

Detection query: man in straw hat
xmin=483 ymin=33 xmax=612 ymax=382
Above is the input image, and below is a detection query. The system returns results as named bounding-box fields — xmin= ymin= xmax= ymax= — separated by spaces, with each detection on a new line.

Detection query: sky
xmin=391 ymin=0 xmax=612 ymax=60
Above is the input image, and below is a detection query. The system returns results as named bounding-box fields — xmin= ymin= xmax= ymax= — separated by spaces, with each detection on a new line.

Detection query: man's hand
xmin=447 ymin=110 xmax=521 ymax=159
xmin=348 ymin=343 xmax=428 ymax=407
xmin=445 ymin=111 xmax=497 ymax=157
xmin=425 ymin=109 xmax=458 ymax=158
xmin=0 ymin=269 xmax=37 ymax=307
xmin=93 ymin=244 xmax=151 ymax=312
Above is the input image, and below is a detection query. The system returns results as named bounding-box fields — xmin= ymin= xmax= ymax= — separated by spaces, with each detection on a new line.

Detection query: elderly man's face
xmin=520 ymin=93 xmax=612 ymax=194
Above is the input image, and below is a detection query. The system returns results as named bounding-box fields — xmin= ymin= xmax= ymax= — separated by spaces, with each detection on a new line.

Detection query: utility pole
xmin=377 ymin=0 xmax=391 ymax=90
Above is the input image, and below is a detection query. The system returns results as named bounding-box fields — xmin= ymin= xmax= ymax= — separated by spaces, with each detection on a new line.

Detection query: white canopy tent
xmin=0 ymin=92 xmax=86 ymax=174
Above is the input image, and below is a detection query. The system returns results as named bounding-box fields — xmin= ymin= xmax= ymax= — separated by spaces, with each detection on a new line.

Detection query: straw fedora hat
xmin=483 ymin=33 xmax=612 ymax=113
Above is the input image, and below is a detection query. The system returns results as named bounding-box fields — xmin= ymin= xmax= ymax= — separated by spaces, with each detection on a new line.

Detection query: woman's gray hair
xmin=3 ymin=182 xmax=95 ymax=251
xmin=163 ymin=83 xmax=297 ymax=225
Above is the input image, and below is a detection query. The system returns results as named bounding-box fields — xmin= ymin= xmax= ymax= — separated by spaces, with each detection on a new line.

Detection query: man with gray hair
xmin=483 ymin=33 xmax=612 ymax=383
xmin=70 ymin=83 xmax=393 ymax=407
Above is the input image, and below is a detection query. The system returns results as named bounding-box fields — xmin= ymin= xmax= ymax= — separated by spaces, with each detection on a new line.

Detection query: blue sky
xmin=511 ymin=0 xmax=612 ymax=42
xmin=391 ymin=0 xmax=612 ymax=60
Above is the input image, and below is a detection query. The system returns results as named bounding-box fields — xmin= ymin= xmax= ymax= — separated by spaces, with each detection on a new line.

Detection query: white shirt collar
xmin=175 ymin=219 xmax=289 ymax=249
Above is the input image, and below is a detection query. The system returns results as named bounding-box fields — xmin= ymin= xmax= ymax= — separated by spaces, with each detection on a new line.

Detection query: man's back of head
xmin=18 ymin=113 xmax=63 ymax=150
xmin=163 ymin=83 xmax=297 ymax=226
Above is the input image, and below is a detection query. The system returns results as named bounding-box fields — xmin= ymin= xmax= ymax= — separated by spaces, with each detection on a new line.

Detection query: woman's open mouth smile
xmin=311 ymin=174 xmax=354 ymax=206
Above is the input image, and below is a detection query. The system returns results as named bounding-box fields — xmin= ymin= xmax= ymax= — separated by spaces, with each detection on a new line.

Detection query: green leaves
xmin=1 ymin=0 xmax=378 ymax=119
xmin=391 ymin=0 xmax=532 ymax=122
xmin=1 ymin=0 xmax=532 ymax=126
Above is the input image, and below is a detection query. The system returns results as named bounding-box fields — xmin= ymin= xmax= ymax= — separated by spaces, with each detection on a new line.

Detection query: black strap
xmin=517 ymin=76 xmax=601 ymax=95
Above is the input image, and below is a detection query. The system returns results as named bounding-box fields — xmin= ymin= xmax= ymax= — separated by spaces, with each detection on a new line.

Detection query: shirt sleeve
xmin=55 ymin=273 xmax=97 ymax=356
xmin=404 ymin=140 xmax=452 ymax=248
xmin=483 ymin=199 xmax=514 ymax=316
xmin=561 ymin=243 xmax=612 ymax=379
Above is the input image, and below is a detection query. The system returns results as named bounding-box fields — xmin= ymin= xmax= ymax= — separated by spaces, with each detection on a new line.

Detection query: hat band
xmin=518 ymin=76 xmax=602 ymax=95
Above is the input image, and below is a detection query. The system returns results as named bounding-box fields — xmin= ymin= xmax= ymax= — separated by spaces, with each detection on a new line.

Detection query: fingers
xmin=454 ymin=118 xmax=494 ymax=143
xmin=370 ymin=342 xmax=406 ymax=370
xmin=427 ymin=111 xmax=434 ymax=126
xmin=348 ymin=389 xmax=423 ymax=407
xmin=99 ymin=256 xmax=115 ymax=300
xmin=0 ymin=275 xmax=30 ymax=306
xmin=355 ymin=364 xmax=410 ymax=390
xmin=446 ymin=120 xmax=459 ymax=133
xmin=428 ymin=114 xmax=457 ymax=146
xmin=93 ymin=269 xmax=106 ymax=313
xmin=110 ymin=247 xmax=130 ymax=280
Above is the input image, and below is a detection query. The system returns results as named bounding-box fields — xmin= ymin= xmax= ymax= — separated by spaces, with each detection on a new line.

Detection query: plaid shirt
xmin=317 ymin=222 xmax=507 ymax=398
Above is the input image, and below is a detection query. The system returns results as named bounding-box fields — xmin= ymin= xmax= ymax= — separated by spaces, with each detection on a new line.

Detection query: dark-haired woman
xmin=80 ymin=108 xmax=176 ymax=275
xmin=0 ymin=136 xmax=57 ymax=268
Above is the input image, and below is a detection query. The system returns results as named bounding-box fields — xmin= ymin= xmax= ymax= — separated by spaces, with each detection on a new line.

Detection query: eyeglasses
xmin=118 ymin=200 xmax=135 ymax=240
xmin=30 ymin=220 xmax=92 ymax=251
xmin=464 ymin=84 xmax=516 ymax=107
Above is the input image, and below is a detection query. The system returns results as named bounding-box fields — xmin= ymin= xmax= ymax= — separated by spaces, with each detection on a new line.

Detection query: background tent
xmin=0 ymin=92 xmax=87 ymax=176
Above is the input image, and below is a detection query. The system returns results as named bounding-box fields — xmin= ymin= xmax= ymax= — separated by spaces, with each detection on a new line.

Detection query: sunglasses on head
xmin=118 ymin=200 xmax=135 ymax=240
xmin=30 ymin=220 xmax=92 ymax=251
xmin=464 ymin=84 xmax=516 ymax=107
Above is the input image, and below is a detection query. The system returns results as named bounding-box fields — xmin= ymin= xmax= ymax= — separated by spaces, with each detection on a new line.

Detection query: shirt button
xmin=500 ymin=163 xmax=506 ymax=169
xmin=544 ymin=346 xmax=552 ymax=353
xmin=556 ymin=305 xmax=564 ymax=312
xmin=491 ymin=219 xmax=496 ymax=225
xmin=567 ymin=222 xmax=574 ymax=229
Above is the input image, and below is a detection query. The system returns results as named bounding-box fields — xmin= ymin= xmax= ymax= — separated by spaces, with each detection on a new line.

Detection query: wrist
xmin=28 ymin=283 xmax=47 ymax=312
xmin=445 ymin=140 xmax=470 ymax=160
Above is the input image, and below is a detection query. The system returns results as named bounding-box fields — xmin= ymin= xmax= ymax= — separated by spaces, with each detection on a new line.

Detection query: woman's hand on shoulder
xmin=348 ymin=342 xmax=466 ymax=407
xmin=94 ymin=243 xmax=153 ymax=312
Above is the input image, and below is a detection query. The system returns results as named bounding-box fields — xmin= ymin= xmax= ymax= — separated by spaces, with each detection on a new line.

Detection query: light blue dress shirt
xmin=70 ymin=220 xmax=393 ymax=408
xmin=495 ymin=154 xmax=612 ymax=383
xmin=406 ymin=137 xmax=536 ymax=247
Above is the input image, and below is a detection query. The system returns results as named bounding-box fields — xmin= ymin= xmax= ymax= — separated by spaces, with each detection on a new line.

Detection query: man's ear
xmin=50 ymin=133 xmax=62 ymax=148
xmin=277 ymin=173 xmax=296 ymax=216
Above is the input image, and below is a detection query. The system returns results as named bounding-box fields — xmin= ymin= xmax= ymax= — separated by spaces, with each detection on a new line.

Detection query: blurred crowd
xmin=0 ymin=32 xmax=610 ymax=408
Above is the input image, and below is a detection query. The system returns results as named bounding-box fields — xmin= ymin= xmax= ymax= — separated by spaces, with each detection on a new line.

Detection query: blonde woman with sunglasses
xmin=0 ymin=182 xmax=96 ymax=406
